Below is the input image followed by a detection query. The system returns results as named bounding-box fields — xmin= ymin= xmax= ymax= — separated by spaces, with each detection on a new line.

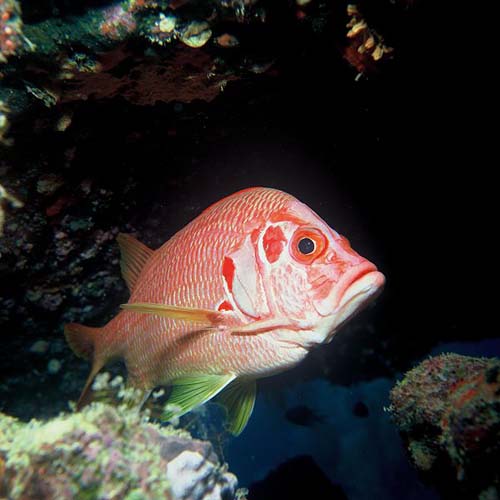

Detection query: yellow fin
xmin=162 ymin=374 xmax=236 ymax=422
xmin=117 ymin=233 xmax=154 ymax=292
xmin=121 ymin=302 xmax=224 ymax=324
xmin=216 ymin=378 xmax=256 ymax=435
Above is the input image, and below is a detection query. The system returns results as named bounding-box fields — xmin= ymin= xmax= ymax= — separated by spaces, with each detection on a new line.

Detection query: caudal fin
xmin=64 ymin=322 xmax=105 ymax=409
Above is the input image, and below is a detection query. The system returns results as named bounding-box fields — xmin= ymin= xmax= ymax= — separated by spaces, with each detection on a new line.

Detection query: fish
xmin=352 ymin=401 xmax=369 ymax=418
xmin=64 ymin=187 xmax=385 ymax=435
xmin=285 ymin=405 xmax=326 ymax=427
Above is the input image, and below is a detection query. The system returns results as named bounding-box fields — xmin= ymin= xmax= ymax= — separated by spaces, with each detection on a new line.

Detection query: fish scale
xmin=100 ymin=190 xmax=295 ymax=382
xmin=65 ymin=187 xmax=385 ymax=434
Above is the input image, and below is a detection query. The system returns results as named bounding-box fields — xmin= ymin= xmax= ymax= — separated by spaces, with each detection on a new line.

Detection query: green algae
xmin=0 ymin=402 xmax=190 ymax=499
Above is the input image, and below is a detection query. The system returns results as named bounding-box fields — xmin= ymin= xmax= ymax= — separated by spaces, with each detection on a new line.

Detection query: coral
xmin=0 ymin=181 xmax=23 ymax=235
xmin=0 ymin=0 xmax=23 ymax=63
xmin=390 ymin=354 xmax=500 ymax=498
xmin=36 ymin=173 xmax=64 ymax=195
xmin=0 ymin=401 xmax=240 ymax=499
xmin=146 ymin=12 xmax=177 ymax=45
xmin=0 ymin=0 xmax=276 ymax=124
xmin=178 ymin=21 xmax=212 ymax=48
xmin=343 ymin=4 xmax=393 ymax=77
xmin=0 ymin=0 xmax=370 ymax=131
xmin=99 ymin=4 xmax=138 ymax=41
xmin=0 ymin=161 xmax=139 ymax=417
xmin=0 ymin=100 xmax=10 ymax=144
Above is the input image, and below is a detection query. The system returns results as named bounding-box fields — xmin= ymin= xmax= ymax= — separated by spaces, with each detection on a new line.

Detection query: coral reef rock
xmin=390 ymin=353 xmax=500 ymax=499
xmin=0 ymin=402 xmax=240 ymax=499
xmin=0 ymin=0 xmax=326 ymax=138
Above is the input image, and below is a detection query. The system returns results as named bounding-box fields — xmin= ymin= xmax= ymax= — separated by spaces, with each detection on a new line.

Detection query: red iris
xmin=290 ymin=228 xmax=327 ymax=263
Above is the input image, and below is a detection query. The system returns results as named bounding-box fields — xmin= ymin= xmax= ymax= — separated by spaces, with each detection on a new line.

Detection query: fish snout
xmin=335 ymin=261 xmax=385 ymax=310
xmin=313 ymin=261 xmax=385 ymax=317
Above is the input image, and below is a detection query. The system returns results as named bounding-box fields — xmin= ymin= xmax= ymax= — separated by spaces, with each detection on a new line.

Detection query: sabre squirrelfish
xmin=65 ymin=187 xmax=385 ymax=434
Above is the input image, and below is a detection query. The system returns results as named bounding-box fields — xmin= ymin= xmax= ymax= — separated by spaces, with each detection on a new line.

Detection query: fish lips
xmin=314 ymin=262 xmax=385 ymax=325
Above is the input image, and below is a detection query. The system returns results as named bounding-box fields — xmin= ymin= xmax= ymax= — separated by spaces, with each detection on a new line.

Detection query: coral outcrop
xmin=390 ymin=353 xmax=500 ymax=499
xmin=0 ymin=0 xmax=23 ymax=64
xmin=0 ymin=0 xmax=401 ymax=144
xmin=0 ymin=0 xmax=320 ymax=141
xmin=0 ymin=402 xmax=240 ymax=499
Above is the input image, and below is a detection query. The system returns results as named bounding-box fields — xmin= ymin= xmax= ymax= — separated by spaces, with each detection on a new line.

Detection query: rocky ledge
xmin=0 ymin=401 xmax=243 ymax=499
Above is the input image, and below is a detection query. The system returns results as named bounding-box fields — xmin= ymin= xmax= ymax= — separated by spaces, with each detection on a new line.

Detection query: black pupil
xmin=298 ymin=237 xmax=315 ymax=255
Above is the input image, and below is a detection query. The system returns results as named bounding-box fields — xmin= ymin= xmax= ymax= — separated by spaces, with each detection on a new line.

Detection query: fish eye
xmin=290 ymin=227 xmax=327 ymax=263
xmin=298 ymin=237 xmax=315 ymax=255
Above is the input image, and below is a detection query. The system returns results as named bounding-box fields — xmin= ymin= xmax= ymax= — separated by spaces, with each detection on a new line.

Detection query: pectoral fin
xmin=121 ymin=302 xmax=224 ymax=325
xmin=162 ymin=373 xmax=236 ymax=422
xmin=121 ymin=302 xmax=289 ymax=337
xmin=216 ymin=378 xmax=256 ymax=435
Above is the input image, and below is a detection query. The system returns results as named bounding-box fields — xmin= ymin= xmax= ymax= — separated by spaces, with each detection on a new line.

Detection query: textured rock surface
xmin=0 ymin=0 xmax=333 ymax=139
xmin=0 ymin=402 xmax=240 ymax=499
xmin=0 ymin=0 xmax=399 ymax=144
xmin=390 ymin=354 xmax=500 ymax=499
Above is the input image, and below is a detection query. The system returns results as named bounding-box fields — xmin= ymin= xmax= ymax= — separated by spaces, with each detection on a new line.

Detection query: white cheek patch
xmin=271 ymin=264 xmax=311 ymax=319
xmin=255 ymin=221 xmax=316 ymax=321
xmin=223 ymin=235 xmax=270 ymax=320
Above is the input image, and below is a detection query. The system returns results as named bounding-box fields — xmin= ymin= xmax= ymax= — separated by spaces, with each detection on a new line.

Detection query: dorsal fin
xmin=117 ymin=233 xmax=154 ymax=292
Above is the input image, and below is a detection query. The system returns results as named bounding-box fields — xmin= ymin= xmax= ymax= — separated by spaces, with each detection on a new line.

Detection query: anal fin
xmin=64 ymin=322 xmax=106 ymax=410
xmin=216 ymin=378 xmax=256 ymax=435
xmin=162 ymin=373 xmax=236 ymax=422
xmin=75 ymin=364 xmax=104 ymax=410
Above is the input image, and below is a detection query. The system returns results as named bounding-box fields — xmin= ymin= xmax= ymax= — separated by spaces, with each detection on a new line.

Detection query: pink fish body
xmin=65 ymin=187 xmax=385 ymax=434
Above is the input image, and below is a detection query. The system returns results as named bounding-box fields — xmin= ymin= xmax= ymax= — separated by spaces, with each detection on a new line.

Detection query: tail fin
xmin=64 ymin=323 xmax=106 ymax=410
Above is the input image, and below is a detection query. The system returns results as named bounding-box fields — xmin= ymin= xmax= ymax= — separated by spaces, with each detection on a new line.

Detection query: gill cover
xmin=222 ymin=234 xmax=270 ymax=319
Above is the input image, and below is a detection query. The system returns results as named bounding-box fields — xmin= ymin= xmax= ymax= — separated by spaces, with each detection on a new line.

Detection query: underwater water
xmin=232 ymin=338 xmax=500 ymax=499
xmin=0 ymin=1 xmax=492 ymax=499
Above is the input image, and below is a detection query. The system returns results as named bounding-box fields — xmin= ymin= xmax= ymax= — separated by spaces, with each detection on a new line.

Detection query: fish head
xmin=271 ymin=197 xmax=385 ymax=347
xmin=224 ymin=194 xmax=385 ymax=349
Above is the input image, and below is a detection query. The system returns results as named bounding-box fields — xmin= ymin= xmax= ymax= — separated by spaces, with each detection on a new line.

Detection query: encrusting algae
xmin=0 ymin=405 xmax=173 ymax=498
xmin=0 ymin=376 xmax=240 ymax=499
xmin=0 ymin=183 xmax=23 ymax=236
xmin=389 ymin=353 xmax=500 ymax=498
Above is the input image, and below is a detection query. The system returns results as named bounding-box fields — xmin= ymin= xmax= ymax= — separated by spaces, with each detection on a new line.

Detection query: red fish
xmin=65 ymin=187 xmax=384 ymax=434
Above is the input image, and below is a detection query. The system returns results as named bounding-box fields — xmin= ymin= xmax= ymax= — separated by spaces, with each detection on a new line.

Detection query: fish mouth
xmin=323 ymin=263 xmax=385 ymax=340
xmin=313 ymin=261 xmax=385 ymax=319
xmin=335 ymin=262 xmax=385 ymax=311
